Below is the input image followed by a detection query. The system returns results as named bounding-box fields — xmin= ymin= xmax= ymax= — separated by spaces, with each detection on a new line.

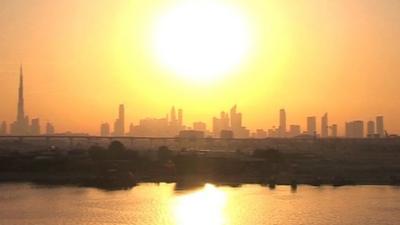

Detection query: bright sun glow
xmin=151 ymin=1 xmax=252 ymax=82
xmin=173 ymin=184 xmax=227 ymax=225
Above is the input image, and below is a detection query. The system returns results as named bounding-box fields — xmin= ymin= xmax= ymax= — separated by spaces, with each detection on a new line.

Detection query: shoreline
xmin=1 ymin=172 xmax=399 ymax=190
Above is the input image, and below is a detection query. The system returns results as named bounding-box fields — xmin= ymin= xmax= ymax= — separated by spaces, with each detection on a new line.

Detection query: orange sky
xmin=0 ymin=0 xmax=399 ymax=135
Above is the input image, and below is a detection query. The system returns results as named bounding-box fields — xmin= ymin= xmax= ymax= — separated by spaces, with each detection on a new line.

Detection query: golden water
xmin=0 ymin=183 xmax=399 ymax=225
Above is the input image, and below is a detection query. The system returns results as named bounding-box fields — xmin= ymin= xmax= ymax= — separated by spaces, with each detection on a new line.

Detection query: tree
xmin=108 ymin=141 xmax=125 ymax=152
xmin=158 ymin=146 xmax=172 ymax=162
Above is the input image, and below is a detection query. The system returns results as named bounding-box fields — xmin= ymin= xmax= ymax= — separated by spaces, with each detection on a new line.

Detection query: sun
xmin=151 ymin=1 xmax=253 ymax=83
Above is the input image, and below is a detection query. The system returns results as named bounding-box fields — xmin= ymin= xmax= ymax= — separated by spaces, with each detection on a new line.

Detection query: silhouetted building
xmin=178 ymin=108 xmax=183 ymax=127
xmin=30 ymin=118 xmax=40 ymax=135
xmin=46 ymin=122 xmax=55 ymax=135
xmin=289 ymin=125 xmax=301 ymax=137
xmin=100 ymin=122 xmax=110 ymax=136
xmin=133 ymin=117 xmax=169 ymax=137
xmin=367 ymin=120 xmax=375 ymax=138
xmin=307 ymin=116 xmax=317 ymax=136
xmin=345 ymin=120 xmax=364 ymax=138
xmin=330 ymin=124 xmax=338 ymax=137
xmin=179 ymin=130 xmax=204 ymax=139
xmin=279 ymin=109 xmax=286 ymax=137
xmin=220 ymin=130 xmax=234 ymax=139
xmin=229 ymin=105 xmax=249 ymax=138
xmin=168 ymin=106 xmax=183 ymax=135
xmin=10 ymin=65 xmax=30 ymax=135
xmin=113 ymin=104 xmax=125 ymax=136
xmin=0 ymin=121 xmax=7 ymax=135
xmin=268 ymin=127 xmax=279 ymax=137
xmin=128 ymin=123 xmax=135 ymax=136
xmin=230 ymin=105 xmax=242 ymax=129
xmin=170 ymin=106 xmax=177 ymax=125
xmin=213 ymin=111 xmax=229 ymax=137
xmin=321 ymin=113 xmax=328 ymax=138
xmin=376 ymin=116 xmax=384 ymax=138
xmin=193 ymin=121 xmax=206 ymax=132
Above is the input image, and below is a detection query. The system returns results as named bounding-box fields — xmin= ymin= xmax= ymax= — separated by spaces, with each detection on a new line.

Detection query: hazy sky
xmin=0 ymin=0 xmax=399 ymax=135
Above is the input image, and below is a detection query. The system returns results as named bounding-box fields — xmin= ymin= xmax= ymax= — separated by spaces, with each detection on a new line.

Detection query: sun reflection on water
xmin=173 ymin=184 xmax=227 ymax=225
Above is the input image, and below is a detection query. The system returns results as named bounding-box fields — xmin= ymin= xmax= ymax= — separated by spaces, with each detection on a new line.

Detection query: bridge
xmin=0 ymin=135 xmax=399 ymax=152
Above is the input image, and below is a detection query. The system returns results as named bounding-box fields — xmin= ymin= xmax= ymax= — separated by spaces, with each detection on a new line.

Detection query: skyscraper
xmin=367 ymin=120 xmax=375 ymax=137
xmin=30 ymin=118 xmax=40 ymax=135
xmin=10 ymin=65 xmax=30 ymax=135
xmin=307 ymin=116 xmax=316 ymax=136
xmin=279 ymin=109 xmax=286 ymax=137
xmin=345 ymin=120 xmax=364 ymax=138
xmin=321 ymin=113 xmax=328 ymax=138
xmin=170 ymin=106 xmax=177 ymax=126
xmin=330 ymin=124 xmax=338 ymax=137
xmin=289 ymin=125 xmax=301 ymax=137
xmin=46 ymin=122 xmax=55 ymax=135
xmin=100 ymin=122 xmax=110 ymax=136
xmin=113 ymin=104 xmax=125 ymax=136
xmin=0 ymin=121 xmax=7 ymax=135
xmin=229 ymin=105 xmax=249 ymax=138
xmin=376 ymin=116 xmax=384 ymax=138
xmin=230 ymin=105 xmax=242 ymax=129
xmin=178 ymin=108 xmax=183 ymax=128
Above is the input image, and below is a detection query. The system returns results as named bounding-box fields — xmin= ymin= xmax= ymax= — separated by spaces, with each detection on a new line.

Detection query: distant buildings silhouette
xmin=0 ymin=65 xmax=392 ymax=138
xmin=1 ymin=65 xmax=55 ymax=136
xmin=321 ymin=113 xmax=328 ymax=138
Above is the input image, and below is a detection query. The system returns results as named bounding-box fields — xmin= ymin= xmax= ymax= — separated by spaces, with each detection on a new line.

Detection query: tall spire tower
xmin=17 ymin=64 xmax=25 ymax=122
xmin=10 ymin=64 xmax=29 ymax=135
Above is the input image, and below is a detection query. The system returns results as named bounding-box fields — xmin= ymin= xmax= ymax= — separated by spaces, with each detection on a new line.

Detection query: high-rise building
xmin=113 ymin=104 xmax=125 ymax=136
xmin=289 ymin=125 xmax=301 ymax=137
xmin=321 ymin=113 xmax=328 ymax=138
xmin=229 ymin=105 xmax=248 ymax=138
xmin=10 ymin=65 xmax=30 ymax=135
xmin=46 ymin=122 xmax=55 ymax=135
xmin=178 ymin=109 xmax=183 ymax=127
xmin=345 ymin=120 xmax=364 ymax=138
xmin=30 ymin=118 xmax=40 ymax=135
xmin=330 ymin=124 xmax=338 ymax=137
xmin=0 ymin=121 xmax=7 ymax=135
xmin=230 ymin=105 xmax=242 ymax=129
xmin=279 ymin=109 xmax=286 ymax=137
xmin=170 ymin=106 xmax=177 ymax=126
xmin=100 ymin=122 xmax=110 ymax=136
xmin=134 ymin=117 xmax=169 ymax=137
xmin=307 ymin=116 xmax=317 ymax=136
xmin=367 ymin=121 xmax=375 ymax=137
xmin=376 ymin=116 xmax=384 ymax=138
xmin=128 ymin=123 xmax=135 ymax=136
xmin=213 ymin=111 xmax=230 ymax=137
xmin=168 ymin=106 xmax=182 ymax=136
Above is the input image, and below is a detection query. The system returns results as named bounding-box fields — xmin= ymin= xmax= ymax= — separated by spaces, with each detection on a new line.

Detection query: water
xmin=0 ymin=183 xmax=399 ymax=225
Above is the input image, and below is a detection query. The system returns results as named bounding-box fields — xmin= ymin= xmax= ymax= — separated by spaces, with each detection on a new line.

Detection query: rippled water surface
xmin=0 ymin=183 xmax=399 ymax=225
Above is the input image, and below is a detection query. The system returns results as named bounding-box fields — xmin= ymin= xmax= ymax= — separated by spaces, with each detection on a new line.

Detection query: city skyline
xmin=0 ymin=66 xmax=390 ymax=138
xmin=1 ymin=2 xmax=400 ymax=224
xmin=1 ymin=1 xmax=400 ymax=135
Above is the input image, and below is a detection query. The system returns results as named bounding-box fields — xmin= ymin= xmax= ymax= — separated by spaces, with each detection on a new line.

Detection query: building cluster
xmin=0 ymin=65 xmax=391 ymax=139
xmin=0 ymin=66 xmax=55 ymax=136
xmin=262 ymin=109 xmax=385 ymax=139
xmin=212 ymin=105 xmax=250 ymax=138
xmin=100 ymin=106 xmax=184 ymax=137
xmin=265 ymin=110 xmax=337 ymax=138
xmin=345 ymin=116 xmax=385 ymax=138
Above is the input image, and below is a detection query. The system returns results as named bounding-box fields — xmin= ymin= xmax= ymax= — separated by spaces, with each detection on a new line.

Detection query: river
xmin=0 ymin=183 xmax=399 ymax=225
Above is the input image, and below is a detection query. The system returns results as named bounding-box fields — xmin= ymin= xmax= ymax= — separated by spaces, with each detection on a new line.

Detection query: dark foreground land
xmin=1 ymin=140 xmax=400 ymax=190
